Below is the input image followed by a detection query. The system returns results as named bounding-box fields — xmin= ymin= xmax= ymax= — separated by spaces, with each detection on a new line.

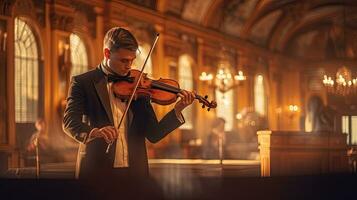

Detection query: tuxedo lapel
xmin=93 ymin=65 xmax=136 ymax=129
xmin=93 ymin=69 xmax=114 ymax=125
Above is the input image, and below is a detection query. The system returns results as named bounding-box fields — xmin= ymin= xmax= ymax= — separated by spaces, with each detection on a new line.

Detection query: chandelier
xmin=323 ymin=66 xmax=357 ymax=96
xmin=322 ymin=6 xmax=357 ymax=96
xmin=199 ymin=61 xmax=246 ymax=93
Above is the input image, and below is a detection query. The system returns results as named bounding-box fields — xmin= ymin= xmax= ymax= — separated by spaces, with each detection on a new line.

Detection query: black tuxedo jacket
xmin=63 ymin=65 xmax=184 ymax=178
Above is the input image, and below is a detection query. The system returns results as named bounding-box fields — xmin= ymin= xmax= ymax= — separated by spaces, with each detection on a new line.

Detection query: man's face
xmin=105 ymin=48 xmax=136 ymax=76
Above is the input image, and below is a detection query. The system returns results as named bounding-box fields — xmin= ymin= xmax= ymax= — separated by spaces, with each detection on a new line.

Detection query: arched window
xmin=14 ymin=18 xmax=40 ymax=122
xmin=216 ymin=90 xmax=234 ymax=131
xmin=254 ymin=75 xmax=266 ymax=116
xmin=70 ymin=33 xmax=88 ymax=77
xmin=215 ymin=64 xmax=234 ymax=131
xmin=132 ymin=44 xmax=153 ymax=77
xmin=178 ymin=55 xmax=194 ymax=129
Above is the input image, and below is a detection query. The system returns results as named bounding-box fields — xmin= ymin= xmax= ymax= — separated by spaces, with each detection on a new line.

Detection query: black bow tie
xmin=107 ymin=74 xmax=134 ymax=83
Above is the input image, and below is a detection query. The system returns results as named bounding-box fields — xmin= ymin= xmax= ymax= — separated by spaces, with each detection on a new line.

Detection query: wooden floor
xmin=3 ymin=159 xmax=260 ymax=179
xmin=149 ymin=159 xmax=260 ymax=178
xmin=2 ymin=160 xmax=356 ymax=199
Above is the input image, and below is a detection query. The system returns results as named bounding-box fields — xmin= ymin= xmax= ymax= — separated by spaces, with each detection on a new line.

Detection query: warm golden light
xmin=288 ymin=105 xmax=299 ymax=112
xmin=200 ymin=65 xmax=246 ymax=93
xmin=234 ymin=70 xmax=246 ymax=81
xmin=322 ymin=66 xmax=357 ymax=96
xmin=287 ymin=104 xmax=299 ymax=122
xmin=199 ymin=72 xmax=213 ymax=81
xmin=236 ymin=113 xmax=242 ymax=120
xmin=323 ymin=75 xmax=334 ymax=86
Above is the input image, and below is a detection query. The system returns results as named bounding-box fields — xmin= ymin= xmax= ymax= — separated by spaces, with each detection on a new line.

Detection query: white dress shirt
xmin=107 ymin=82 xmax=129 ymax=168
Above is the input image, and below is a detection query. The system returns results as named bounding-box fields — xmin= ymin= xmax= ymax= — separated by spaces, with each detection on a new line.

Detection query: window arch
xmin=178 ymin=55 xmax=194 ymax=129
xmin=254 ymin=74 xmax=266 ymax=116
xmin=132 ymin=43 xmax=153 ymax=77
xmin=215 ymin=63 xmax=234 ymax=131
xmin=69 ymin=33 xmax=88 ymax=77
xmin=14 ymin=17 xmax=40 ymax=122
xmin=216 ymin=91 xmax=234 ymax=131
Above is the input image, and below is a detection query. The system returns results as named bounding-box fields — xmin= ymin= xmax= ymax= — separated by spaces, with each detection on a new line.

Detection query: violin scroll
xmin=196 ymin=94 xmax=217 ymax=111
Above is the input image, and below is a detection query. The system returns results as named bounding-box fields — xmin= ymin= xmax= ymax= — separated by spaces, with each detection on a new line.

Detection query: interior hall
xmin=0 ymin=0 xmax=357 ymax=199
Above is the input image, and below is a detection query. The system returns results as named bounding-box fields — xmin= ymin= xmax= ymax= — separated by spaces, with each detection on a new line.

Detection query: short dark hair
xmin=103 ymin=27 xmax=138 ymax=52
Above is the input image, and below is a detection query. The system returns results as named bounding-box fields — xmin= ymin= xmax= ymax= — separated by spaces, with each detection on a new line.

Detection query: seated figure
xmin=305 ymin=95 xmax=336 ymax=133
xmin=26 ymin=118 xmax=60 ymax=164
xmin=205 ymin=118 xmax=226 ymax=159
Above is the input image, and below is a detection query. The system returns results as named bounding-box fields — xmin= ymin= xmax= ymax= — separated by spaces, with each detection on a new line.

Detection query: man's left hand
xmin=174 ymin=90 xmax=195 ymax=114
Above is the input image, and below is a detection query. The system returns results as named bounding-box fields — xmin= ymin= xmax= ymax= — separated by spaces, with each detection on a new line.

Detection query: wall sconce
xmin=58 ymin=41 xmax=70 ymax=68
xmin=58 ymin=39 xmax=71 ymax=116
xmin=236 ymin=113 xmax=243 ymax=120
xmin=288 ymin=104 xmax=299 ymax=121
xmin=288 ymin=105 xmax=299 ymax=112
xmin=2 ymin=32 xmax=6 ymax=52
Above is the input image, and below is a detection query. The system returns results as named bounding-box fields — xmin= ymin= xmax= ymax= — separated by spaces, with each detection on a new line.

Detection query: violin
xmin=110 ymin=69 xmax=217 ymax=111
xmin=105 ymin=33 xmax=215 ymax=153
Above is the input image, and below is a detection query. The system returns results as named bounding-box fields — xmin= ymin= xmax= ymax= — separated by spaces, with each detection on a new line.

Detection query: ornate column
xmin=154 ymin=24 xmax=165 ymax=78
xmin=267 ymin=56 xmax=281 ymax=130
xmin=104 ymin=1 xmax=129 ymax=31
xmin=236 ymin=50 xmax=250 ymax=112
xmin=279 ymin=60 xmax=301 ymax=131
xmin=94 ymin=6 xmax=104 ymax=64
xmin=153 ymin=24 xmax=166 ymax=119
xmin=0 ymin=1 xmax=17 ymax=169
xmin=196 ymin=37 xmax=207 ymax=140
xmin=47 ymin=3 xmax=74 ymax=151
xmin=0 ymin=20 xmax=8 ymax=145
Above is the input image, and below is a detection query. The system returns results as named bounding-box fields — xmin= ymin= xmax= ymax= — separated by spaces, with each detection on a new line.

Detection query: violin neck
xmin=151 ymin=81 xmax=181 ymax=94
xmin=151 ymin=81 xmax=199 ymax=99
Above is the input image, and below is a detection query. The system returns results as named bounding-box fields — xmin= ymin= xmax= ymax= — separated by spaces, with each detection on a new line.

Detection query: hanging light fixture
xmin=199 ymin=61 xmax=246 ymax=93
xmin=322 ymin=6 xmax=357 ymax=96
xmin=323 ymin=66 xmax=357 ymax=96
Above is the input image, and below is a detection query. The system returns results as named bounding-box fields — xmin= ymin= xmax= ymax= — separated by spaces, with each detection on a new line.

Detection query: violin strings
xmin=149 ymin=81 xmax=213 ymax=105
xmin=151 ymin=81 xmax=182 ymax=94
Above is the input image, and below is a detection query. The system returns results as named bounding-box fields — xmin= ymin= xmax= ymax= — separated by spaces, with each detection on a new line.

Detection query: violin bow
xmin=106 ymin=33 xmax=160 ymax=153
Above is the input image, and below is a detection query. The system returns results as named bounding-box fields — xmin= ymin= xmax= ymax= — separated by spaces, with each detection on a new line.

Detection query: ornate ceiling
xmin=127 ymin=0 xmax=357 ymax=61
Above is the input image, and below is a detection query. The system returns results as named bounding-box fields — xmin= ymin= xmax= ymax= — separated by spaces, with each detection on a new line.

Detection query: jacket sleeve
xmin=138 ymin=98 xmax=185 ymax=143
xmin=62 ymin=76 xmax=92 ymax=143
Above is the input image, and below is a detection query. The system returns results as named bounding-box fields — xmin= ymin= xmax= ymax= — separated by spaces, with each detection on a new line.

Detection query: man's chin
xmin=120 ymin=70 xmax=130 ymax=76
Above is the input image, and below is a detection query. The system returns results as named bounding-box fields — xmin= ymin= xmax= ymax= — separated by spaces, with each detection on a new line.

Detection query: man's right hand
xmin=88 ymin=126 xmax=118 ymax=144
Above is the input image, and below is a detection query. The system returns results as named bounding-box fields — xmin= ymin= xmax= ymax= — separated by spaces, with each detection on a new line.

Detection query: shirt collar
xmin=100 ymin=60 xmax=118 ymax=77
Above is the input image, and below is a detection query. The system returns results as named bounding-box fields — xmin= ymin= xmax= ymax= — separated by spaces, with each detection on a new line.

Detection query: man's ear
xmin=104 ymin=48 xmax=110 ymax=59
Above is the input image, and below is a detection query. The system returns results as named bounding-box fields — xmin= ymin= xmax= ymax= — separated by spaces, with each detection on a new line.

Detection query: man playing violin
xmin=63 ymin=27 xmax=195 ymax=183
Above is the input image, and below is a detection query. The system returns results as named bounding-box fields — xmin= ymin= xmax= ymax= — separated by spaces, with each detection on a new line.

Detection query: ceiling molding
xmin=279 ymin=6 xmax=342 ymax=51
